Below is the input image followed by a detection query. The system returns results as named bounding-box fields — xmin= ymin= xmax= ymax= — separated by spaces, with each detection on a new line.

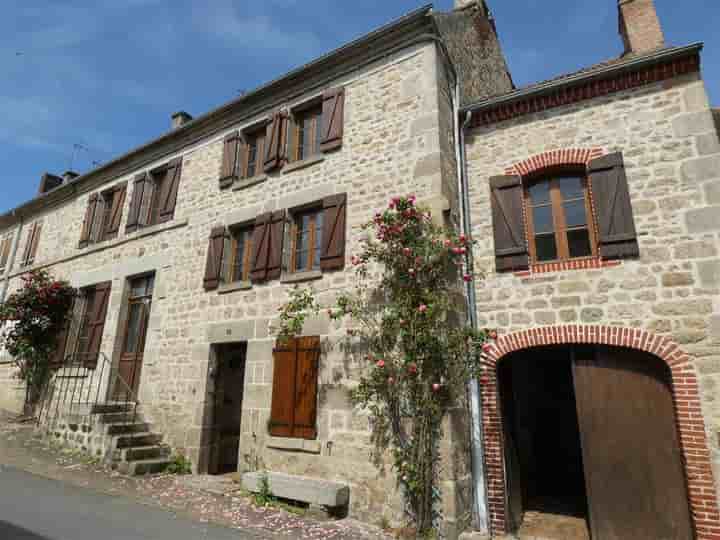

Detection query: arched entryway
xmin=480 ymin=326 xmax=720 ymax=539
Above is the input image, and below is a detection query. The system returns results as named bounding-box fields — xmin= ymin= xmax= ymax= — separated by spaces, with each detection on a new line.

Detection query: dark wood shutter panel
xmin=320 ymin=193 xmax=347 ymax=271
xmin=126 ymin=174 xmax=147 ymax=233
xmin=26 ymin=222 xmax=42 ymax=266
xmin=250 ymin=212 xmax=271 ymax=282
xmin=203 ymin=226 xmax=227 ymax=291
xmin=489 ymin=175 xmax=529 ymax=272
xmin=50 ymin=297 xmax=75 ymax=368
xmin=588 ymin=153 xmax=639 ymax=260
xmin=79 ymin=194 xmax=99 ymax=248
xmin=269 ymin=339 xmax=297 ymax=438
xmin=158 ymin=158 xmax=182 ymax=223
xmin=83 ymin=282 xmax=111 ymax=369
xmin=104 ymin=183 xmax=127 ymax=240
xmin=263 ymin=113 xmax=283 ymax=172
xmin=220 ymin=131 xmax=241 ymax=188
xmin=320 ymin=88 xmax=345 ymax=152
xmin=292 ymin=336 xmax=320 ymax=439
xmin=267 ymin=210 xmax=285 ymax=280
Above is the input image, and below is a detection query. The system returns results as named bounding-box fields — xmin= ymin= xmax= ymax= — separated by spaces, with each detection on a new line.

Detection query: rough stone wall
xmin=0 ymin=42 xmax=469 ymax=530
xmin=465 ymin=72 xmax=720 ymax=491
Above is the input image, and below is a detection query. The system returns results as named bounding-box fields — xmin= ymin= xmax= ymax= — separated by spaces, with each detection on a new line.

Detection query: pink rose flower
xmin=482 ymin=343 xmax=492 ymax=353
xmin=463 ymin=274 xmax=473 ymax=282
xmin=418 ymin=304 xmax=428 ymax=313
xmin=444 ymin=239 xmax=452 ymax=248
xmin=489 ymin=330 xmax=498 ymax=340
xmin=403 ymin=247 xmax=412 ymax=256
xmin=408 ymin=363 xmax=418 ymax=375
xmin=432 ymin=383 xmax=441 ymax=392
xmin=459 ymin=234 xmax=467 ymax=243
xmin=388 ymin=377 xmax=395 ymax=385
xmin=376 ymin=359 xmax=385 ymax=368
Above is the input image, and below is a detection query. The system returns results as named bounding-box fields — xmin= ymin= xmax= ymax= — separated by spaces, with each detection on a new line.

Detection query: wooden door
xmin=572 ymin=346 xmax=693 ymax=540
xmin=116 ymin=275 xmax=154 ymax=399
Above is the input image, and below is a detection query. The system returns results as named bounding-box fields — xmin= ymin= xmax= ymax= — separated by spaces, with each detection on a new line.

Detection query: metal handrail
xmin=36 ymin=351 xmax=140 ymax=428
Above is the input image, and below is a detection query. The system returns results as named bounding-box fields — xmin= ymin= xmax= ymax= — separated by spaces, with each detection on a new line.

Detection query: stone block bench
xmin=242 ymin=471 xmax=350 ymax=508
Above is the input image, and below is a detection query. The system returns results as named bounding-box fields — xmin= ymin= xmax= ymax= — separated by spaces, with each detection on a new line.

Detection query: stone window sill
xmin=232 ymin=174 xmax=267 ymax=191
xmin=267 ymin=436 xmax=321 ymax=454
xmin=280 ymin=269 xmax=323 ymax=284
xmin=282 ymin=154 xmax=324 ymax=175
xmin=218 ymin=280 xmax=252 ymax=294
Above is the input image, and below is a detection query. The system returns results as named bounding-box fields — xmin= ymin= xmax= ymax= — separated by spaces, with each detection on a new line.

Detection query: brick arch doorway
xmin=480 ymin=326 xmax=720 ymax=540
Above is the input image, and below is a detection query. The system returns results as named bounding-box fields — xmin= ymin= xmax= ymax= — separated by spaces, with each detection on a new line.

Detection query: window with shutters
xmin=126 ymin=158 xmax=182 ymax=233
xmin=0 ymin=236 xmax=12 ymax=274
xmin=243 ymin=129 xmax=266 ymax=179
xmin=79 ymin=183 xmax=127 ymax=248
xmin=289 ymin=207 xmax=324 ymax=273
xmin=289 ymin=104 xmax=323 ymax=163
xmin=226 ymin=226 xmax=254 ymax=283
xmin=524 ymin=172 xmax=597 ymax=263
xmin=269 ymin=336 xmax=320 ymax=440
xmin=57 ymin=282 xmax=112 ymax=368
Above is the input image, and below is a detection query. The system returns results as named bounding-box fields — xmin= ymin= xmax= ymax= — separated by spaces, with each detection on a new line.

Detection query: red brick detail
xmin=514 ymin=258 xmax=622 ymax=276
xmin=479 ymin=325 xmax=719 ymax=538
xmin=471 ymin=54 xmax=700 ymax=128
xmin=505 ymin=148 xmax=605 ymax=176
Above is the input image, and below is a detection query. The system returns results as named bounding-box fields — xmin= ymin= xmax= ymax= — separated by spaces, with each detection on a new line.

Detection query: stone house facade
xmin=1 ymin=0 xmax=719 ymax=538
xmin=0 ymin=3 xmax=511 ymax=535
xmin=462 ymin=1 xmax=720 ymax=538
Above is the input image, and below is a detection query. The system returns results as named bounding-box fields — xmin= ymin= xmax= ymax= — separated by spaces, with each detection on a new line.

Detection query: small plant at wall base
xmin=276 ymin=195 xmax=494 ymax=536
xmin=0 ymin=270 xmax=76 ymax=415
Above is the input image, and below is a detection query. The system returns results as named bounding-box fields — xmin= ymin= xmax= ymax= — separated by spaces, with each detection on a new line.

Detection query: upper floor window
xmin=126 ymin=158 xmax=183 ymax=234
xmin=290 ymin=207 xmax=324 ymax=273
xmin=243 ymin=130 xmax=266 ymax=179
xmin=290 ymin=105 xmax=323 ymax=162
xmin=226 ymin=226 xmax=254 ymax=283
xmin=525 ymin=174 xmax=597 ymax=263
xmin=0 ymin=236 xmax=12 ymax=273
xmin=20 ymin=221 xmax=42 ymax=268
xmin=79 ymin=183 xmax=127 ymax=248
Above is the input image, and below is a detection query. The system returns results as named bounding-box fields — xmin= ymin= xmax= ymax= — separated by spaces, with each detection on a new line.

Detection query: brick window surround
xmin=506 ymin=148 xmax=614 ymax=275
xmin=479 ymin=325 xmax=720 ymax=538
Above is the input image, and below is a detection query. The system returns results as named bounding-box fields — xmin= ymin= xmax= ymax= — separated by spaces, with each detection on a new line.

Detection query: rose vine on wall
xmin=276 ymin=195 xmax=494 ymax=535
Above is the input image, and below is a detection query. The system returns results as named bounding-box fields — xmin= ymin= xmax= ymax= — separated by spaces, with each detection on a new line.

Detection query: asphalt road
xmin=0 ymin=465 xmax=252 ymax=540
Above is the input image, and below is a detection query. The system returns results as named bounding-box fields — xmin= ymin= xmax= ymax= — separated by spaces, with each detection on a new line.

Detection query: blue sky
xmin=1 ymin=0 xmax=717 ymax=214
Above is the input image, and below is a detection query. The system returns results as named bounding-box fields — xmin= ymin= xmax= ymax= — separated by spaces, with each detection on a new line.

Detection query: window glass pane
xmin=233 ymin=238 xmax=245 ymax=282
xmin=124 ymin=303 xmax=142 ymax=353
xmin=313 ymin=213 xmax=324 ymax=269
xmin=558 ymin=176 xmax=584 ymax=200
xmin=528 ymin=182 xmax=550 ymax=205
xmin=535 ymin=234 xmax=557 ymax=262
xmin=563 ymin=200 xmax=588 ymax=228
xmin=567 ymin=228 xmax=592 ymax=258
xmin=532 ymin=205 xmax=554 ymax=234
xmin=145 ymin=275 xmax=155 ymax=295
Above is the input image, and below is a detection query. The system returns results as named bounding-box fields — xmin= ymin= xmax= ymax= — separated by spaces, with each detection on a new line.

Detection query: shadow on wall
xmin=0 ymin=521 xmax=53 ymax=540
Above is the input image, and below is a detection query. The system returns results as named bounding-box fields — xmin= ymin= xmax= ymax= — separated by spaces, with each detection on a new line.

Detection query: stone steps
xmin=105 ymin=422 xmax=150 ymax=436
xmin=116 ymin=458 xmax=171 ymax=476
xmin=117 ymin=444 xmax=171 ymax=462
xmin=115 ymin=431 xmax=164 ymax=449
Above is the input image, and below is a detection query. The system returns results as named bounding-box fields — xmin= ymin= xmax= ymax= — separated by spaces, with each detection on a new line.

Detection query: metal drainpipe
xmin=0 ymin=213 xmax=24 ymax=304
xmin=454 ymin=84 xmax=489 ymax=532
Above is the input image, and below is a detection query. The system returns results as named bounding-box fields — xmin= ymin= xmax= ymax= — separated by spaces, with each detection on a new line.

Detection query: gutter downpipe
xmin=455 ymin=94 xmax=489 ymax=533
xmin=0 ymin=213 xmax=24 ymax=304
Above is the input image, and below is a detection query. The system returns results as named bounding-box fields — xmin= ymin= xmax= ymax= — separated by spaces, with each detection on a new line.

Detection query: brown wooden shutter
xmin=203 ymin=226 xmax=227 ymax=291
xmin=83 ymin=282 xmax=111 ymax=369
xmin=157 ymin=158 xmax=182 ymax=224
xmin=267 ymin=210 xmax=285 ymax=280
xmin=26 ymin=222 xmax=42 ymax=266
xmin=250 ymin=212 xmax=271 ymax=282
xmin=588 ymin=152 xmax=639 ymax=260
xmin=270 ymin=338 xmax=297 ymax=438
xmin=263 ymin=113 xmax=283 ymax=172
xmin=220 ymin=131 xmax=241 ymax=188
xmin=0 ymin=237 xmax=11 ymax=272
xmin=293 ymin=336 xmax=320 ymax=439
xmin=104 ymin=183 xmax=127 ymax=240
xmin=320 ymin=88 xmax=345 ymax=152
xmin=50 ymin=297 xmax=75 ymax=369
xmin=320 ymin=193 xmax=347 ymax=271
xmin=489 ymin=175 xmax=529 ymax=272
xmin=79 ymin=194 xmax=99 ymax=248
xmin=126 ymin=173 xmax=147 ymax=233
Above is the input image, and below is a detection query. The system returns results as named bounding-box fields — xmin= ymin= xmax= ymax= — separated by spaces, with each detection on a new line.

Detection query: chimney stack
xmin=37 ymin=173 xmax=64 ymax=195
xmin=62 ymin=170 xmax=79 ymax=182
xmin=618 ymin=0 xmax=665 ymax=55
xmin=172 ymin=111 xmax=193 ymax=130
xmin=454 ymin=0 xmax=476 ymax=9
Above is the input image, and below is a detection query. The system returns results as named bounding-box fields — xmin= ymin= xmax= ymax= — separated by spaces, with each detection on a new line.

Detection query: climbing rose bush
xmin=0 ymin=270 xmax=76 ymax=412
xmin=277 ymin=195 xmax=494 ymax=535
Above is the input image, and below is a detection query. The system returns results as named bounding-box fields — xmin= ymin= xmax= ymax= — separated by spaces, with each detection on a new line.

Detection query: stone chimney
xmin=37 ymin=173 xmax=63 ymax=195
xmin=618 ymin=0 xmax=665 ymax=55
xmin=62 ymin=170 xmax=80 ymax=182
xmin=171 ymin=111 xmax=193 ymax=129
xmin=454 ymin=0 xmax=477 ymax=9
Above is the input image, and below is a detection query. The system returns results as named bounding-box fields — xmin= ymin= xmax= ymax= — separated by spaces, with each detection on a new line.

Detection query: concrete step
xmin=91 ymin=402 xmax=135 ymax=415
xmin=95 ymin=411 xmax=142 ymax=424
xmin=120 ymin=445 xmax=171 ymax=462
xmin=105 ymin=422 xmax=150 ymax=436
xmin=114 ymin=432 xmax=163 ymax=449
xmin=117 ymin=458 xmax=170 ymax=476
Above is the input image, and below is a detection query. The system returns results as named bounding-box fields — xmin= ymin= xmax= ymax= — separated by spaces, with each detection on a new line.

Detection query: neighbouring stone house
xmin=1 ymin=0 xmax=719 ymax=538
